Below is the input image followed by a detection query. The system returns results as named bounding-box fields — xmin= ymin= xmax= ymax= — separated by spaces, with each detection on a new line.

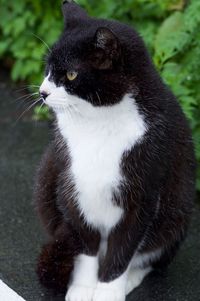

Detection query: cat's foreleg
xmin=65 ymin=227 xmax=100 ymax=301
xmin=93 ymin=213 xmax=147 ymax=301
xmin=125 ymin=266 xmax=152 ymax=295
xmin=35 ymin=145 xmax=77 ymax=291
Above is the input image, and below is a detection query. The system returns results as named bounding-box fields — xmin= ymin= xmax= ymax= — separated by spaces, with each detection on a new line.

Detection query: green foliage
xmin=33 ymin=105 xmax=52 ymax=121
xmin=0 ymin=0 xmax=62 ymax=83
xmin=0 ymin=0 xmax=199 ymax=190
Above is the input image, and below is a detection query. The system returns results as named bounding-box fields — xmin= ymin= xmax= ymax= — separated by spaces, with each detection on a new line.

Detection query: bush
xmin=0 ymin=0 xmax=199 ymax=191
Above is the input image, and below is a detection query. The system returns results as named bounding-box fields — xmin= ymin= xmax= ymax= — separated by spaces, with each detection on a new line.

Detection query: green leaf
xmin=154 ymin=12 xmax=188 ymax=66
xmin=33 ymin=105 xmax=51 ymax=121
xmin=11 ymin=60 xmax=24 ymax=81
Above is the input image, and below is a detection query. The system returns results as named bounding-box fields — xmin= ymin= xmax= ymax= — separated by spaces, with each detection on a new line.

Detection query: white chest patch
xmin=56 ymin=94 xmax=146 ymax=233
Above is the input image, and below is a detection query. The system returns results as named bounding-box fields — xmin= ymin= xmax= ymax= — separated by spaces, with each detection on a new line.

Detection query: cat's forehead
xmin=48 ymin=30 xmax=93 ymax=67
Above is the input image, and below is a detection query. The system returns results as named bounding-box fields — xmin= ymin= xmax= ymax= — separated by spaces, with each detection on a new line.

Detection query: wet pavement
xmin=0 ymin=72 xmax=200 ymax=301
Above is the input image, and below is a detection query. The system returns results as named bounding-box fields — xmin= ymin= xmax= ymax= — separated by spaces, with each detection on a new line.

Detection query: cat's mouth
xmin=39 ymin=88 xmax=71 ymax=110
xmin=40 ymin=94 xmax=81 ymax=115
xmin=43 ymin=98 xmax=72 ymax=111
xmin=43 ymin=98 xmax=66 ymax=107
xmin=39 ymin=75 xmax=73 ymax=111
xmin=40 ymin=94 xmax=63 ymax=108
xmin=39 ymin=76 xmax=92 ymax=116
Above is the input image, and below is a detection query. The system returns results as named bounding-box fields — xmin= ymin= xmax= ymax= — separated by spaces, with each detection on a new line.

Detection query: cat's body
xmin=35 ymin=1 xmax=196 ymax=301
xmin=57 ymin=94 xmax=146 ymax=233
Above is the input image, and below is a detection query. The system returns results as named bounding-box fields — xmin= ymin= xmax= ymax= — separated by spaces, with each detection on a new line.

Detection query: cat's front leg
xmin=93 ymin=213 xmax=146 ymax=301
xmin=65 ymin=227 xmax=100 ymax=301
xmin=66 ymin=254 xmax=98 ymax=301
xmin=94 ymin=270 xmax=128 ymax=301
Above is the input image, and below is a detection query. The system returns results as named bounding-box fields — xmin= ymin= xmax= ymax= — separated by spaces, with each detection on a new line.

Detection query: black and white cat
xmin=35 ymin=1 xmax=196 ymax=301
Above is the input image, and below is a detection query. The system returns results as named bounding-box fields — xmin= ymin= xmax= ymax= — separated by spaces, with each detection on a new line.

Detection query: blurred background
xmin=0 ymin=0 xmax=199 ymax=192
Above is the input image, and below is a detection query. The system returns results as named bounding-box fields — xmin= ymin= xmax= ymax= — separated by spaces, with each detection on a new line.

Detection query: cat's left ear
xmin=92 ymin=27 xmax=121 ymax=70
xmin=62 ymin=0 xmax=88 ymax=28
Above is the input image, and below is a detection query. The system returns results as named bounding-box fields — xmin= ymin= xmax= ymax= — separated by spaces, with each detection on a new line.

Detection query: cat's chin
xmin=45 ymin=104 xmax=65 ymax=114
xmin=44 ymin=100 xmax=75 ymax=114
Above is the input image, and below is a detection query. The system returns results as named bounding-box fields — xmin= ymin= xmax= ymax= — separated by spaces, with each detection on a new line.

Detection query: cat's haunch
xmin=34 ymin=1 xmax=196 ymax=301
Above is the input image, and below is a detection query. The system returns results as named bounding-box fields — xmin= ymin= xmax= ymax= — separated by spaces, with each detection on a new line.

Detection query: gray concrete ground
xmin=0 ymin=71 xmax=200 ymax=301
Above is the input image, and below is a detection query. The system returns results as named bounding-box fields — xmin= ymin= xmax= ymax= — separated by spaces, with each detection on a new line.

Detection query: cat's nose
xmin=40 ymin=91 xmax=49 ymax=100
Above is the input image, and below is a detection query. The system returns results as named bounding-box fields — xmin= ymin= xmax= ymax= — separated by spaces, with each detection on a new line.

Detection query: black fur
xmin=35 ymin=0 xmax=196 ymax=293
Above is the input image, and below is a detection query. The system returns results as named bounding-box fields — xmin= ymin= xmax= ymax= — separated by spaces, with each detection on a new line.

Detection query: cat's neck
xmin=56 ymin=94 xmax=146 ymax=140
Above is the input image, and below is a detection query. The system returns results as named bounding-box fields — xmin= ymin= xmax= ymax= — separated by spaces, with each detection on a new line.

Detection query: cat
xmin=34 ymin=1 xmax=196 ymax=301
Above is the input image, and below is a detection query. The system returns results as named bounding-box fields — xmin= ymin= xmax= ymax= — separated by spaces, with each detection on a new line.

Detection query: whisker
xmin=14 ymin=92 xmax=38 ymax=102
xmin=15 ymin=96 xmax=40 ymax=110
xmin=15 ymin=85 xmax=40 ymax=92
xmin=65 ymin=106 xmax=72 ymax=121
xmin=14 ymin=98 xmax=42 ymax=125
xmin=89 ymin=93 xmax=95 ymax=106
xmin=70 ymin=104 xmax=82 ymax=119
xmin=63 ymin=105 xmax=72 ymax=124
xmin=95 ymin=91 xmax=101 ymax=105
xmin=33 ymin=102 xmax=45 ymax=123
xmin=69 ymin=107 xmax=74 ymax=121
xmin=36 ymin=101 xmax=44 ymax=114
xmin=12 ymin=94 xmax=39 ymax=110
xmin=31 ymin=33 xmax=51 ymax=52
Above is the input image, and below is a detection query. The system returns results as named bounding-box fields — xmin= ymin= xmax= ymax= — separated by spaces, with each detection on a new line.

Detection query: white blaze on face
xmin=39 ymin=72 xmax=97 ymax=116
xmin=40 ymin=73 xmax=57 ymax=95
xmin=39 ymin=72 xmax=70 ymax=110
xmin=39 ymin=72 xmax=93 ymax=116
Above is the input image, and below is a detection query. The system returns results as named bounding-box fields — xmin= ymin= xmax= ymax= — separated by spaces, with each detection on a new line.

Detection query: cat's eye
xmin=66 ymin=71 xmax=78 ymax=81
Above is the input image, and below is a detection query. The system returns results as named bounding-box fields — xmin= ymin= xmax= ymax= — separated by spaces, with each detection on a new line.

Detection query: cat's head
xmin=40 ymin=1 xmax=150 ymax=113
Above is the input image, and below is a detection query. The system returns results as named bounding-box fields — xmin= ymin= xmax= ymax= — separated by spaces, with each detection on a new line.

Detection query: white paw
xmin=65 ymin=285 xmax=95 ymax=301
xmin=93 ymin=284 xmax=125 ymax=301
xmin=126 ymin=276 xmax=141 ymax=295
xmin=126 ymin=267 xmax=152 ymax=295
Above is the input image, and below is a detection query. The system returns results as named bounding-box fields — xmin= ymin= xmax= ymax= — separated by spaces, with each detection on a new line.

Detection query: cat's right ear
xmin=62 ymin=0 xmax=88 ymax=28
xmin=91 ymin=27 xmax=121 ymax=70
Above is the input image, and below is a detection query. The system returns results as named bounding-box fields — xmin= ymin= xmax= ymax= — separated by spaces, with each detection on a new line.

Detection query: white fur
xmin=66 ymin=254 xmax=98 ymax=301
xmin=40 ymin=74 xmax=147 ymax=235
xmin=40 ymin=75 xmax=148 ymax=301
xmin=131 ymin=249 xmax=162 ymax=269
xmin=98 ymin=237 xmax=108 ymax=263
xmin=94 ymin=269 xmax=128 ymax=301
xmin=71 ymin=254 xmax=98 ymax=286
xmin=66 ymin=285 xmax=95 ymax=301
xmin=126 ymin=267 xmax=152 ymax=295
xmin=93 ymin=249 xmax=159 ymax=300
xmin=124 ymin=249 xmax=162 ymax=295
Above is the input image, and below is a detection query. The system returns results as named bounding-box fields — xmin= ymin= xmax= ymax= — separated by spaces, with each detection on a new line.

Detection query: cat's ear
xmin=62 ymin=0 xmax=88 ymax=28
xmin=92 ymin=27 xmax=121 ymax=70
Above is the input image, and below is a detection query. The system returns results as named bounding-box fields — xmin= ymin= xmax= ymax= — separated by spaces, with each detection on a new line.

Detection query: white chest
xmin=57 ymin=95 xmax=146 ymax=232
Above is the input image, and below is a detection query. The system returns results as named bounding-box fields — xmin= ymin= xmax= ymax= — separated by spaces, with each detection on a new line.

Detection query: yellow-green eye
xmin=66 ymin=71 xmax=78 ymax=81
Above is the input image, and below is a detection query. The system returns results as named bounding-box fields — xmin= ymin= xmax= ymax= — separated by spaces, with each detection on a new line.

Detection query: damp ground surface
xmin=0 ymin=71 xmax=200 ymax=301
